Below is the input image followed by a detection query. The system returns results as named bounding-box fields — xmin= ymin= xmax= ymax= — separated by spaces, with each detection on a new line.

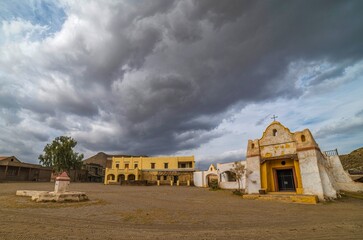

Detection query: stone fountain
xmin=16 ymin=172 xmax=88 ymax=202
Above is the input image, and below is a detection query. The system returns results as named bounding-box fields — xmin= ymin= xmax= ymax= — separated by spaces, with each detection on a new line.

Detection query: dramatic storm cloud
xmin=1 ymin=0 xmax=363 ymax=169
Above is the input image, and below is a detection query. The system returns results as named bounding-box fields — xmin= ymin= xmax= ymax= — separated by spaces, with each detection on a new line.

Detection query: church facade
xmin=245 ymin=121 xmax=363 ymax=200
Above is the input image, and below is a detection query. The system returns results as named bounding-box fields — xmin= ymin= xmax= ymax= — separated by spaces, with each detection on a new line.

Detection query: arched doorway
xmin=117 ymin=174 xmax=125 ymax=182
xmin=107 ymin=174 xmax=115 ymax=181
xmin=206 ymin=174 xmax=218 ymax=187
xmin=128 ymin=174 xmax=136 ymax=181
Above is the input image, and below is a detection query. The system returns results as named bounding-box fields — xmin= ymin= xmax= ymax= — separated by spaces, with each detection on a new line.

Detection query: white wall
xmin=217 ymin=161 xmax=246 ymax=190
xmin=297 ymin=150 xmax=325 ymax=200
xmin=327 ymin=155 xmax=363 ymax=192
xmin=193 ymin=171 xmax=203 ymax=187
xmin=245 ymin=156 xmax=261 ymax=194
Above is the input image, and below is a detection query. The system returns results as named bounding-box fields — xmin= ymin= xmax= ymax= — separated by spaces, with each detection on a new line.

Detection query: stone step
xmin=242 ymin=194 xmax=318 ymax=204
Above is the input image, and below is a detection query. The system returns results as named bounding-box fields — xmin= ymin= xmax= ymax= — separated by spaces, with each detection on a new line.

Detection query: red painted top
xmin=55 ymin=172 xmax=70 ymax=181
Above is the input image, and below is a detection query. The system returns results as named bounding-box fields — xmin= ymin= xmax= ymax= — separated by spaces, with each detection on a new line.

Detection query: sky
xmin=1 ymin=0 xmax=363 ymax=170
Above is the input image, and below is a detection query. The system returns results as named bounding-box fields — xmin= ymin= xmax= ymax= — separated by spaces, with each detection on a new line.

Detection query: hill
xmin=339 ymin=147 xmax=363 ymax=173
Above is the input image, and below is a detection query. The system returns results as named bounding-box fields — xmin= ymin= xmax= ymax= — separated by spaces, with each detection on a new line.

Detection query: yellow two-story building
xmin=104 ymin=156 xmax=195 ymax=185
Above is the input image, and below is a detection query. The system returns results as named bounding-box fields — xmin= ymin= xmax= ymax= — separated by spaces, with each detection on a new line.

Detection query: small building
xmin=104 ymin=156 xmax=195 ymax=185
xmin=245 ymin=121 xmax=363 ymax=200
xmin=0 ymin=156 xmax=52 ymax=182
xmin=194 ymin=164 xmax=218 ymax=187
xmin=194 ymin=162 xmax=246 ymax=189
xmin=84 ymin=163 xmax=104 ymax=182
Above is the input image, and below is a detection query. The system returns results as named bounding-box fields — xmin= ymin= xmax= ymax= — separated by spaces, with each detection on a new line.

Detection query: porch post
xmin=4 ymin=165 xmax=8 ymax=178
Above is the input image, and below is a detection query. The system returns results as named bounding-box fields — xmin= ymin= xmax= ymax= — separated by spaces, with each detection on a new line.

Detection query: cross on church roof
xmin=271 ymin=115 xmax=278 ymax=121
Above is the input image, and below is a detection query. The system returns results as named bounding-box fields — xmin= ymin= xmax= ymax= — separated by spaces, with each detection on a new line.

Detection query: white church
xmin=194 ymin=121 xmax=363 ymax=201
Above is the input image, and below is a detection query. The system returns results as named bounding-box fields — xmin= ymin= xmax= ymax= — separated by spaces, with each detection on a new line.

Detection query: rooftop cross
xmin=271 ymin=115 xmax=278 ymax=121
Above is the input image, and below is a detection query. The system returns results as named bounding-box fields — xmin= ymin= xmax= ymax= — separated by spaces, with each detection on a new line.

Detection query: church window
xmin=251 ymin=143 xmax=255 ymax=149
xmin=273 ymin=129 xmax=277 ymax=136
xmin=301 ymin=135 xmax=306 ymax=142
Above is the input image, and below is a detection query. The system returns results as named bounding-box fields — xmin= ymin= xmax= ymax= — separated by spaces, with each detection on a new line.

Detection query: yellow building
xmin=104 ymin=156 xmax=195 ymax=185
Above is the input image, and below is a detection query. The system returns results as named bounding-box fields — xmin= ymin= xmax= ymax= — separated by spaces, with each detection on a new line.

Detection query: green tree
xmin=39 ymin=136 xmax=84 ymax=174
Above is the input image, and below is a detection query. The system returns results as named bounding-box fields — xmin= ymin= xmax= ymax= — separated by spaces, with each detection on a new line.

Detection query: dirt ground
xmin=0 ymin=182 xmax=362 ymax=240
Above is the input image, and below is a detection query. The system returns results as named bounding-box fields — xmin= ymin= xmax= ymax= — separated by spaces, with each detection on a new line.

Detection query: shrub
xmin=209 ymin=179 xmax=219 ymax=191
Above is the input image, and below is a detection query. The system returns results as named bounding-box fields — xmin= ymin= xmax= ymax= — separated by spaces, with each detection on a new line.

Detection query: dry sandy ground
xmin=0 ymin=182 xmax=362 ymax=240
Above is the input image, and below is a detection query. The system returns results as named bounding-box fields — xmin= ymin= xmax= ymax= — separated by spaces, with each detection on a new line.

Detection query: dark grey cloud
xmin=1 ymin=0 xmax=363 ymax=163
xmin=315 ymin=119 xmax=363 ymax=139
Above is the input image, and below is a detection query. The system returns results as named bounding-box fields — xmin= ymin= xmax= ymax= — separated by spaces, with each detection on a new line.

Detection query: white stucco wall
xmin=245 ymin=156 xmax=261 ymax=194
xmin=327 ymin=155 xmax=363 ymax=192
xmin=217 ymin=161 xmax=246 ymax=190
xmin=317 ymin=161 xmax=337 ymax=199
xmin=297 ymin=150 xmax=325 ymax=200
xmin=193 ymin=171 xmax=203 ymax=187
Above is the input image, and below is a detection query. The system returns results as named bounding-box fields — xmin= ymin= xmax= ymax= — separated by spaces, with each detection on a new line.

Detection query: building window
xmin=251 ymin=143 xmax=255 ymax=149
xmin=178 ymin=162 xmax=192 ymax=168
xmin=273 ymin=129 xmax=277 ymax=136
xmin=125 ymin=164 xmax=129 ymax=169
xmin=151 ymin=163 xmax=155 ymax=169
xmin=134 ymin=163 xmax=138 ymax=168
xmin=301 ymin=135 xmax=306 ymax=142
xmin=157 ymin=175 xmax=160 ymax=180
xmin=163 ymin=176 xmax=167 ymax=180
xmin=164 ymin=163 xmax=168 ymax=169
xmin=116 ymin=163 xmax=119 ymax=169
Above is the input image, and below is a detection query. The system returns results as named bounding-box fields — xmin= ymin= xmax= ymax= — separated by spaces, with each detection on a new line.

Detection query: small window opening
xmin=164 ymin=163 xmax=168 ymax=169
xmin=151 ymin=163 xmax=155 ymax=169
xmin=273 ymin=129 xmax=277 ymax=136
xmin=116 ymin=163 xmax=119 ymax=169
xmin=163 ymin=176 xmax=167 ymax=180
xmin=251 ymin=143 xmax=255 ymax=149
xmin=281 ymin=161 xmax=286 ymax=166
xmin=301 ymin=135 xmax=306 ymax=142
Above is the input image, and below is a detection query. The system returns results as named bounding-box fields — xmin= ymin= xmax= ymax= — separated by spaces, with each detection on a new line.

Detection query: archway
xmin=128 ymin=174 xmax=136 ymax=181
xmin=117 ymin=174 xmax=125 ymax=182
xmin=107 ymin=174 xmax=115 ymax=181
xmin=206 ymin=173 xmax=218 ymax=187
xmin=220 ymin=171 xmax=236 ymax=182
